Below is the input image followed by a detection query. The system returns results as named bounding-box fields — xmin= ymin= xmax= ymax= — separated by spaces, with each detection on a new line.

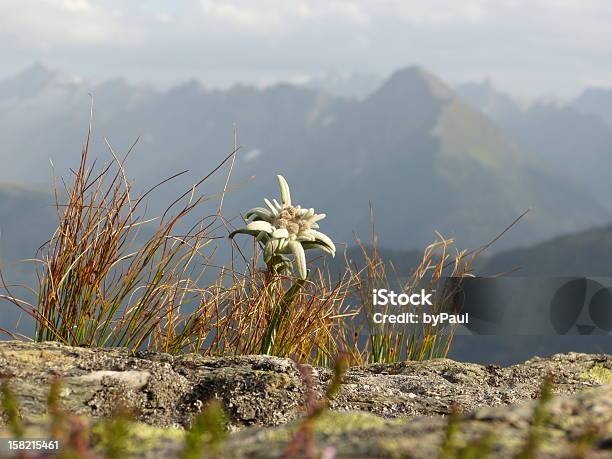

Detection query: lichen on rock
xmin=580 ymin=364 xmax=612 ymax=384
xmin=1 ymin=342 xmax=611 ymax=458
xmin=1 ymin=342 xmax=611 ymax=429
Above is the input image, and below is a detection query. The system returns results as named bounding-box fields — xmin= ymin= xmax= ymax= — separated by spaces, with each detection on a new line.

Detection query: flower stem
xmin=260 ymin=266 xmax=308 ymax=355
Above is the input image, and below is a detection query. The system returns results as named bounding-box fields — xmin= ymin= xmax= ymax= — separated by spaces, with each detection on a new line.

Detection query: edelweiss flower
xmin=230 ymin=175 xmax=335 ymax=279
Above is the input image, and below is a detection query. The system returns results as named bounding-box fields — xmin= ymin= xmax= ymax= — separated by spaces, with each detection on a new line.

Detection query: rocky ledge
xmin=0 ymin=341 xmax=611 ymax=458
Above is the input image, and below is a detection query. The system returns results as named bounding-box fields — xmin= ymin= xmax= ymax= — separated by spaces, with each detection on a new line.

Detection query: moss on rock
xmin=580 ymin=364 xmax=612 ymax=384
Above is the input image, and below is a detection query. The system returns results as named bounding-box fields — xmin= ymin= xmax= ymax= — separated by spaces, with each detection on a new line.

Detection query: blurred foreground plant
xmin=1 ymin=379 xmax=229 ymax=459
xmin=282 ymin=354 xmax=348 ymax=459
xmin=181 ymin=400 xmax=227 ymax=459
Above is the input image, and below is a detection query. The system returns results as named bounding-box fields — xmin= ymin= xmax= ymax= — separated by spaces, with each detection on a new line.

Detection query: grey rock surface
xmin=1 ymin=341 xmax=611 ymax=458
xmin=1 ymin=341 xmax=611 ymax=429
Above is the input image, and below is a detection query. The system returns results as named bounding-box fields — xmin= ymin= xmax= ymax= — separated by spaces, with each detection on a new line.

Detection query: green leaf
xmin=245 ymin=207 xmax=273 ymax=220
xmin=228 ymin=228 xmax=261 ymax=239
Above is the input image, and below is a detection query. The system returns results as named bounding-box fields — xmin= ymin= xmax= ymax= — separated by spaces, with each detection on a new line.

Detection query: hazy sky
xmin=1 ymin=0 xmax=611 ymax=99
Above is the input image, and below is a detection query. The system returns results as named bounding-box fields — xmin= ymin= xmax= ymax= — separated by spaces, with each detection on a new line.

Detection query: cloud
xmin=200 ymin=1 xmax=286 ymax=35
xmin=0 ymin=0 xmax=143 ymax=48
xmin=199 ymin=0 xmax=371 ymax=36
xmin=197 ymin=0 xmax=492 ymax=36
xmin=195 ymin=0 xmax=612 ymax=40
xmin=374 ymin=0 xmax=488 ymax=26
xmin=2 ymin=0 xmax=612 ymax=97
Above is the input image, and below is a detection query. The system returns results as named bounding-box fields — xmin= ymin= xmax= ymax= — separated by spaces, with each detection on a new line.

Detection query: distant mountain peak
xmin=17 ymin=61 xmax=54 ymax=77
xmin=16 ymin=62 xmax=77 ymax=86
xmin=0 ymin=63 xmax=81 ymax=100
xmin=376 ymin=66 xmax=453 ymax=101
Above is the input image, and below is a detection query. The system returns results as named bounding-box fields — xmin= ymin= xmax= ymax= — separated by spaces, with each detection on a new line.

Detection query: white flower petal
xmin=310 ymin=230 xmax=336 ymax=255
xmin=277 ymin=238 xmax=288 ymax=251
xmin=304 ymin=241 xmax=334 ymax=255
xmin=310 ymin=213 xmax=326 ymax=223
xmin=272 ymin=228 xmax=289 ymax=239
xmin=277 ymin=175 xmax=292 ymax=207
xmin=272 ymin=198 xmax=283 ymax=211
xmin=246 ymin=220 xmax=275 ymax=234
xmin=245 ymin=207 xmax=274 ymax=221
xmin=318 ymin=244 xmax=335 ymax=255
xmin=264 ymin=198 xmax=278 ymax=216
xmin=287 ymin=240 xmax=307 ymax=279
xmin=297 ymin=231 xmax=316 ymax=242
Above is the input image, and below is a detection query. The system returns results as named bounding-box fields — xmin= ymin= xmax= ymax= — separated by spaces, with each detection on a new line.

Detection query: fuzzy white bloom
xmin=230 ymin=175 xmax=335 ymax=279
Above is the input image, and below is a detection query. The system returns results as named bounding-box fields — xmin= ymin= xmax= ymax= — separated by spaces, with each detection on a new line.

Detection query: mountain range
xmin=482 ymin=222 xmax=612 ymax=276
xmin=458 ymin=80 xmax=612 ymax=208
xmin=1 ymin=64 xmax=612 ymax=272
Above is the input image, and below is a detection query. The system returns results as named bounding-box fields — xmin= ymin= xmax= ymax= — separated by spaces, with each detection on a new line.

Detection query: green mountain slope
xmin=483 ymin=223 xmax=612 ymax=276
xmin=458 ymin=80 xmax=612 ymax=210
xmin=293 ymin=67 xmax=608 ymax=250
